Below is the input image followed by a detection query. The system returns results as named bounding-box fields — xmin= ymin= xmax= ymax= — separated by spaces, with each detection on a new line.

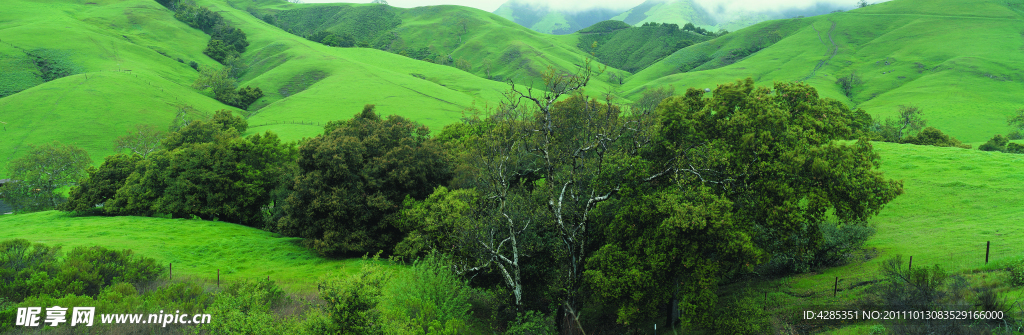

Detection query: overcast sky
xmin=302 ymin=0 xmax=872 ymax=13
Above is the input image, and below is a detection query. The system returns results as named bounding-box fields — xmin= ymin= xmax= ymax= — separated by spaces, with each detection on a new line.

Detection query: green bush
xmin=1007 ymin=131 xmax=1024 ymax=140
xmin=901 ymin=127 xmax=970 ymax=149
xmin=317 ymin=253 xmax=392 ymax=334
xmin=701 ymin=289 xmax=772 ymax=335
xmin=1010 ymin=261 xmax=1024 ymax=287
xmin=1005 ymin=142 xmax=1024 ymax=154
xmin=201 ymin=278 xmax=295 ymax=335
xmin=879 ymin=255 xmax=948 ymax=309
xmin=979 ymin=134 xmax=1009 ymax=152
xmin=378 ymin=253 xmax=473 ymax=334
xmin=504 ymin=310 xmax=555 ymax=335
xmin=0 ymin=239 xmax=160 ymax=302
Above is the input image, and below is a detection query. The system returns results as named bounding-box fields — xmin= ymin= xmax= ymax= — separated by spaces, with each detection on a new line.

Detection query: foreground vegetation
xmin=3 ymin=0 xmax=1024 ymax=333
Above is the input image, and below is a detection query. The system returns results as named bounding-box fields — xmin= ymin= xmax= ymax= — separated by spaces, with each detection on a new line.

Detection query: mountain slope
xmin=0 ymin=0 xmax=238 ymax=175
xmin=244 ymin=2 xmax=629 ymax=95
xmin=612 ymin=0 xmax=716 ymax=28
xmin=492 ymin=1 xmax=622 ymax=35
xmin=0 ymin=0 xmax=517 ymax=176
xmin=627 ymin=0 xmax=1024 ymax=143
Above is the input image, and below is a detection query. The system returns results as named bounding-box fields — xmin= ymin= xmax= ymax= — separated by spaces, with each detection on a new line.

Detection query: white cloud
xmin=505 ymin=0 xmax=647 ymax=12
xmin=300 ymin=0 xmax=886 ymax=15
xmin=694 ymin=0 xmax=859 ymax=14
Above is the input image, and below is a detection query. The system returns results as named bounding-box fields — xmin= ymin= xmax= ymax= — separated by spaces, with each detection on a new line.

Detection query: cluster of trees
xmin=157 ymin=0 xmax=263 ymax=109
xmin=865 ymin=105 xmax=971 ymax=149
xmin=274 ymin=105 xmax=450 ymax=255
xmin=4 ymin=62 xmax=905 ymax=331
xmin=157 ymin=0 xmax=249 ymax=63
xmin=639 ymin=21 xmax=727 ymax=37
xmin=979 ymin=110 xmax=1024 ymax=153
xmin=62 ymin=111 xmax=295 ymax=226
xmin=305 ymin=30 xmax=357 ymax=48
xmin=192 ymin=66 xmax=264 ymax=110
xmin=0 ymin=142 xmax=91 ymax=212
xmin=226 ymin=65 xmax=896 ymax=331
xmin=579 ymin=22 xmax=711 ymax=73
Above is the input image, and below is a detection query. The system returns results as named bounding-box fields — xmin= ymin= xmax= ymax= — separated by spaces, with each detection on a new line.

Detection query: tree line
xmin=0 ymin=61 xmax=921 ymax=332
xmin=156 ymin=0 xmax=264 ymax=110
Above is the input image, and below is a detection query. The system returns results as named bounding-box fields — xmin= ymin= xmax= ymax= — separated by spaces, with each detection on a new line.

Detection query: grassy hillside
xmin=611 ymin=0 xmax=716 ymax=29
xmin=0 ymin=211 xmax=373 ymax=292
xmin=740 ymin=141 xmax=1024 ymax=332
xmin=577 ymin=20 xmax=713 ymax=73
xmin=628 ymin=0 xmax=1024 ymax=143
xmin=0 ymin=0 xmax=238 ymax=176
xmin=244 ymin=1 xmax=630 ymax=94
xmin=492 ymin=1 xmax=621 ymax=35
xmin=0 ymin=0 xmax=524 ymax=177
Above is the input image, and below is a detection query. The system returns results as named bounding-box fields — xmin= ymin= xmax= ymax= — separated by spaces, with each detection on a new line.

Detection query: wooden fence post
xmin=833 ymin=277 xmax=838 ymax=297
xmin=909 ymin=256 xmax=912 ymax=270
xmin=169 ymin=263 xmax=172 ymax=280
xmin=217 ymin=269 xmax=220 ymax=287
xmin=986 ymin=241 xmax=990 ymax=264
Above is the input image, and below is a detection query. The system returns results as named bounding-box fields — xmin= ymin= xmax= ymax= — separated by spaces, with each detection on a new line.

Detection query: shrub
xmin=378 ymin=253 xmax=473 ymax=334
xmin=1007 ymin=131 xmax=1023 ymax=140
xmin=1010 ymin=261 xmax=1024 ymax=287
xmin=201 ymin=278 xmax=294 ymax=335
xmin=0 ymin=239 xmax=161 ymax=302
xmin=979 ymin=134 xmax=1009 ymax=152
xmin=879 ymin=255 xmax=947 ymax=309
xmin=756 ymin=221 xmax=875 ymax=275
xmin=317 ymin=253 xmax=392 ymax=334
xmin=505 ymin=310 xmax=555 ymax=335
xmin=701 ymin=289 xmax=772 ymax=335
xmin=901 ymin=127 xmax=970 ymax=149
xmin=1005 ymin=142 xmax=1024 ymax=154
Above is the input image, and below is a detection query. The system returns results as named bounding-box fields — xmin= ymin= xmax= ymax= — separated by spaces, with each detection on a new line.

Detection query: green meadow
xmin=0 ymin=211 xmax=373 ymax=293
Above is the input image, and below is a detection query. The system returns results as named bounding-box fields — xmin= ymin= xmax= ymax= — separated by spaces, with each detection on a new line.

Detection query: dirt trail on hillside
xmin=802 ymin=21 xmax=837 ymax=82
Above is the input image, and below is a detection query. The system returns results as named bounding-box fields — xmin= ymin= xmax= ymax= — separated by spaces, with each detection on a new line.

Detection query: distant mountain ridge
xmin=494 ymin=0 xmax=854 ymax=34
xmin=492 ymin=1 xmax=621 ymax=35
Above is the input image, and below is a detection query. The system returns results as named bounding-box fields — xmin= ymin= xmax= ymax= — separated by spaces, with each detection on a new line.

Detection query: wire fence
xmin=249 ymin=120 xmax=324 ymax=128
xmin=770 ymin=239 xmax=1024 ymax=306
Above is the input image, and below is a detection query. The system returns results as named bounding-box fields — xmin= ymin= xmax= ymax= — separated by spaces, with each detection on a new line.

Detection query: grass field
xmin=717 ymin=141 xmax=1024 ymax=333
xmin=0 ymin=211 xmax=374 ymax=293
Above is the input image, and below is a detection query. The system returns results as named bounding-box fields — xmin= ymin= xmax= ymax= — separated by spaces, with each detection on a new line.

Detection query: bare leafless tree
xmin=115 ymin=124 xmax=166 ymax=158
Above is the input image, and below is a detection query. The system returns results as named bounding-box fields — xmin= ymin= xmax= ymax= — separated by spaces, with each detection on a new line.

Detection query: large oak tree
xmin=276 ymin=105 xmax=452 ymax=256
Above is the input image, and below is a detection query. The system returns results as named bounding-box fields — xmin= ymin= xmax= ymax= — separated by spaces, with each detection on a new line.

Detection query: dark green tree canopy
xmin=277 ymin=105 xmax=452 ymax=256
xmin=2 ymin=141 xmax=92 ymax=212
xmin=108 ymin=130 xmax=294 ymax=226
xmin=162 ymin=110 xmax=246 ymax=150
xmin=584 ymin=79 xmax=903 ymax=326
xmin=64 ymin=153 xmax=142 ymax=214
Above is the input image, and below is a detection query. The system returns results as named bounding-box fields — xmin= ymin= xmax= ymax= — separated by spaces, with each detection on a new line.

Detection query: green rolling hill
xmin=624 ymin=0 xmax=1024 ymax=143
xmin=0 ymin=0 xmax=524 ymax=176
xmin=611 ymin=0 xmax=716 ymax=29
xmin=3 ymin=0 xmax=1023 ymax=173
xmin=491 ymin=0 xmax=622 ymax=35
xmin=243 ymin=1 xmax=630 ymax=93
